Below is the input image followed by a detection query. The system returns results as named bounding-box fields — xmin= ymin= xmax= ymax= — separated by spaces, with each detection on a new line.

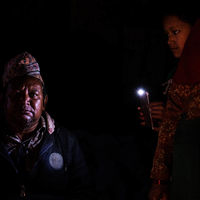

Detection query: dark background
xmin=0 ymin=0 xmax=177 ymax=134
xmin=0 ymin=0 xmax=195 ymax=199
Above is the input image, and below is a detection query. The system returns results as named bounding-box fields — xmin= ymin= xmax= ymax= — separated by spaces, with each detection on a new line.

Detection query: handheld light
xmin=137 ymin=88 xmax=154 ymax=129
xmin=137 ymin=89 xmax=145 ymax=96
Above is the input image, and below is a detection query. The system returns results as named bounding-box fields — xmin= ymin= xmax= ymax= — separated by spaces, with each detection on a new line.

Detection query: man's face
xmin=163 ymin=15 xmax=192 ymax=58
xmin=4 ymin=76 xmax=45 ymax=129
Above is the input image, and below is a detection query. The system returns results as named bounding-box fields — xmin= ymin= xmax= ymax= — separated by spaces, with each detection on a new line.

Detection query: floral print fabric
xmin=150 ymin=82 xmax=200 ymax=181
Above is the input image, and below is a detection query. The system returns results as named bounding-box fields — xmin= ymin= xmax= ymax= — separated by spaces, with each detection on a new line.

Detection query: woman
xmin=139 ymin=7 xmax=196 ymax=132
xmin=149 ymin=10 xmax=200 ymax=200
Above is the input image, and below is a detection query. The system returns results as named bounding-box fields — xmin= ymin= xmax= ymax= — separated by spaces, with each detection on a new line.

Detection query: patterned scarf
xmin=3 ymin=111 xmax=55 ymax=155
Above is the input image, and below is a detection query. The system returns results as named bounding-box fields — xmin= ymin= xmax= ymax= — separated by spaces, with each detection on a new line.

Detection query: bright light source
xmin=137 ymin=89 xmax=145 ymax=96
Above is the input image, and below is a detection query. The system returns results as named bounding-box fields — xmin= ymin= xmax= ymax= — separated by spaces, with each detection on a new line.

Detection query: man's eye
xmin=29 ymin=93 xmax=38 ymax=98
xmin=12 ymin=91 xmax=20 ymax=95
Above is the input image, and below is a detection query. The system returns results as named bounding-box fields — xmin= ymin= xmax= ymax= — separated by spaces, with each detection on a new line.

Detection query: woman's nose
xmin=167 ymin=35 xmax=175 ymax=46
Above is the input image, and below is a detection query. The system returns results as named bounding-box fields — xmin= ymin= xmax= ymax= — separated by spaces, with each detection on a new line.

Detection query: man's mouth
xmin=21 ymin=110 xmax=32 ymax=114
xmin=16 ymin=108 xmax=33 ymax=115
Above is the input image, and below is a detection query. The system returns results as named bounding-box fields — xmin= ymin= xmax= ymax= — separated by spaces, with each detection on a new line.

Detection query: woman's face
xmin=163 ymin=15 xmax=192 ymax=58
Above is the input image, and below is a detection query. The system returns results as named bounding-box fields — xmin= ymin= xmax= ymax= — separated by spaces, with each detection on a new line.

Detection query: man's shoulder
xmin=54 ymin=122 xmax=78 ymax=144
xmin=53 ymin=123 xmax=83 ymax=157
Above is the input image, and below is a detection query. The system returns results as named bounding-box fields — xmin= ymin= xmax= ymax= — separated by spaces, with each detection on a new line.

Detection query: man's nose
xmin=20 ymin=90 xmax=30 ymax=105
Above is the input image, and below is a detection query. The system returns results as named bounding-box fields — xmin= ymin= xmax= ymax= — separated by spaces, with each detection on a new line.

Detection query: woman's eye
xmin=164 ymin=32 xmax=169 ymax=37
xmin=174 ymin=30 xmax=180 ymax=34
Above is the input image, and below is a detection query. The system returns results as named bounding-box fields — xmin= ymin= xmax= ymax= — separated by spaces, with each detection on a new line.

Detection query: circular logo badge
xmin=49 ymin=153 xmax=64 ymax=170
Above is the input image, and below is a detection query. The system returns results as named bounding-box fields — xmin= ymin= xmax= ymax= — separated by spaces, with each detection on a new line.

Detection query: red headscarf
xmin=173 ymin=18 xmax=200 ymax=84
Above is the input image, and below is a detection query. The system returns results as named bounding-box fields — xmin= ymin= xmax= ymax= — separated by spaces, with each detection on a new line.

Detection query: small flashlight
xmin=137 ymin=89 xmax=145 ymax=96
xmin=137 ymin=88 xmax=154 ymax=129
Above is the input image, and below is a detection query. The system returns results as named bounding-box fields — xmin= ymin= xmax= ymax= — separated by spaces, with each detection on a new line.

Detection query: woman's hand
xmin=138 ymin=101 xmax=165 ymax=132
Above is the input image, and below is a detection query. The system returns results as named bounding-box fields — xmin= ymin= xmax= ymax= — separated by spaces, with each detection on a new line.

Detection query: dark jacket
xmin=0 ymin=122 xmax=94 ymax=200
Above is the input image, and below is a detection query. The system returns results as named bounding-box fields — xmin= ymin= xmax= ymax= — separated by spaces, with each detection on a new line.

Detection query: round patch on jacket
xmin=49 ymin=153 xmax=64 ymax=170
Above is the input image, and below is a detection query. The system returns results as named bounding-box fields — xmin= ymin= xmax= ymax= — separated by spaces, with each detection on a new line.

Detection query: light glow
xmin=137 ymin=89 xmax=145 ymax=96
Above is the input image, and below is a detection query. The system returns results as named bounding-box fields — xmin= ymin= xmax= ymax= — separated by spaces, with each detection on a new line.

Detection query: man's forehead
xmin=7 ymin=76 xmax=43 ymax=90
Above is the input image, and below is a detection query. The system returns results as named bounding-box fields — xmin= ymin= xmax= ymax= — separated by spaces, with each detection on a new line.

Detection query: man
xmin=0 ymin=52 xmax=94 ymax=200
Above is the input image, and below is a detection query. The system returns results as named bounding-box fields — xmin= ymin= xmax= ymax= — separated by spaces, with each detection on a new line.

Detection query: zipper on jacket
xmin=28 ymin=142 xmax=53 ymax=178
xmin=20 ymin=185 xmax=25 ymax=199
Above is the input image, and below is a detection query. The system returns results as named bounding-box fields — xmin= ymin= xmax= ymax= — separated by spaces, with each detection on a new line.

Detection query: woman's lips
xmin=171 ymin=47 xmax=178 ymax=51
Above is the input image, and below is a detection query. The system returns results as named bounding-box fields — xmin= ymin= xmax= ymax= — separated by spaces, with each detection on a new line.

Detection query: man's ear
xmin=43 ymin=95 xmax=48 ymax=110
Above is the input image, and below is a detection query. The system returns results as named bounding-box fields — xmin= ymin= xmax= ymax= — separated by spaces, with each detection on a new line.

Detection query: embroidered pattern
xmin=4 ymin=111 xmax=55 ymax=154
xmin=3 ymin=52 xmax=44 ymax=87
xmin=151 ymin=82 xmax=200 ymax=181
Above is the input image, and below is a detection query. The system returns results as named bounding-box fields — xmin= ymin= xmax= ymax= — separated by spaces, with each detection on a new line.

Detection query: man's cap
xmin=2 ymin=52 xmax=44 ymax=87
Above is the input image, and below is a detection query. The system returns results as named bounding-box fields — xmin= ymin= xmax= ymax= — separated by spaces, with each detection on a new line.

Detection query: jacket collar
xmin=44 ymin=111 xmax=55 ymax=135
